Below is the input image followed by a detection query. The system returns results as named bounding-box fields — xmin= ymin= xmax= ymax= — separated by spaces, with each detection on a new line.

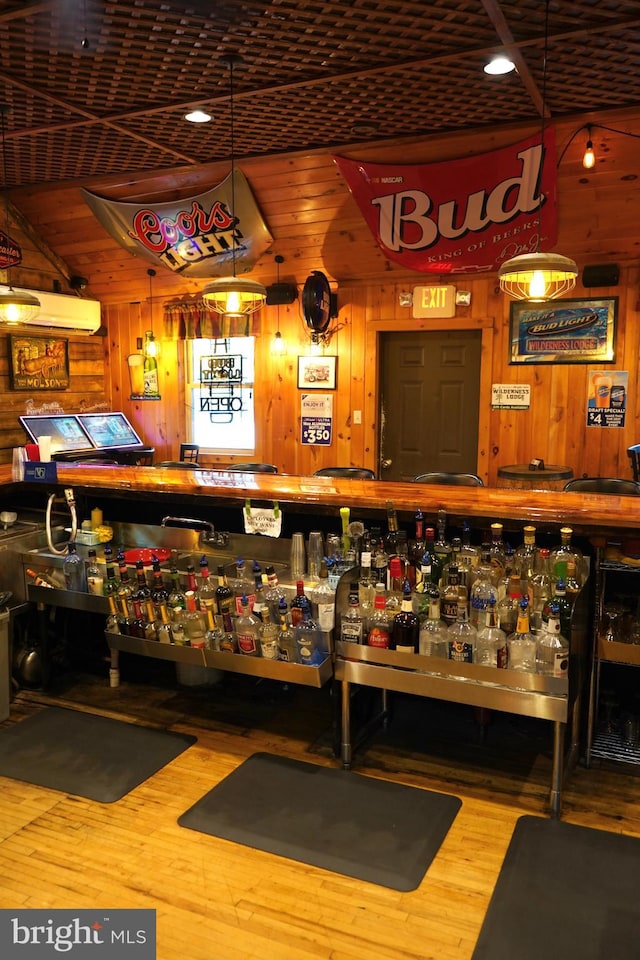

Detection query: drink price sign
xmin=587 ymin=370 xmax=628 ymax=428
xmin=301 ymin=393 xmax=333 ymax=446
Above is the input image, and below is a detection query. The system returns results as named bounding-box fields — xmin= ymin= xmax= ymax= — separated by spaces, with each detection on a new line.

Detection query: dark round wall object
xmin=302 ymin=270 xmax=331 ymax=333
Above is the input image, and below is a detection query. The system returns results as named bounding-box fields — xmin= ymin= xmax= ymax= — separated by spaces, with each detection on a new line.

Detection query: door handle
xmin=380 ymin=458 xmax=392 ymax=469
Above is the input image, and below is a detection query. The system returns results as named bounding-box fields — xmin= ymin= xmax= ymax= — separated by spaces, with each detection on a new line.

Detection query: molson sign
xmin=81 ymin=168 xmax=272 ymax=278
xmin=333 ymin=130 xmax=557 ymax=274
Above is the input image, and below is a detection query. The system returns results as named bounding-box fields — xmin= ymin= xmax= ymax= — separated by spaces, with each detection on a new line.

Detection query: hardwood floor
xmin=2 ymin=659 xmax=640 ymax=960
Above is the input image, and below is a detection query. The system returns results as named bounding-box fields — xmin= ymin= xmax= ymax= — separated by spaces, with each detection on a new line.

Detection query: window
xmin=185 ymin=337 xmax=255 ymax=452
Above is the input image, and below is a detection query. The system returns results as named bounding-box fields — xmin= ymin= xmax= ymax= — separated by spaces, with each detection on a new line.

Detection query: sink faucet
xmin=161 ymin=516 xmax=229 ymax=547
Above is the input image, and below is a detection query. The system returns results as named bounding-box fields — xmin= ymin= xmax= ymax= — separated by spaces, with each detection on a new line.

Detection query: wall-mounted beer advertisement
xmin=587 ymin=370 xmax=627 ymax=428
xmin=509 ymin=298 xmax=617 ymax=365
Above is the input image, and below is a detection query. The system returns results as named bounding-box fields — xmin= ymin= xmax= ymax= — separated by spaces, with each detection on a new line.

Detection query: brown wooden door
xmin=379 ymin=330 xmax=481 ymax=481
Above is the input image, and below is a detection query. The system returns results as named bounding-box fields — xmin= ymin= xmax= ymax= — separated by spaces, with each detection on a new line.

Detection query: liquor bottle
xmin=475 ymin=600 xmax=507 ymax=667
xmin=235 ymin=593 xmax=261 ymax=656
xmin=506 ymin=596 xmax=537 ymax=672
xmin=433 ymin=509 xmax=452 ymax=573
xmin=372 ymin=532 xmax=389 ymax=589
xmin=384 ymin=500 xmax=399 ymax=559
xmin=204 ymin=610 xmax=224 ymax=652
xmin=386 ymin=555 xmax=405 ymax=611
xmin=408 ymin=508 xmax=426 ymax=586
xmin=156 ymin=603 xmax=173 ymax=644
xmin=117 ymin=596 xmax=136 ymax=636
xmin=170 ymin=607 xmax=187 ymax=645
xmin=392 ymin=580 xmax=419 ymax=653
xmin=143 ymin=330 xmax=159 ymax=397
xmin=264 ymin=566 xmax=286 ymax=623
xmin=129 ymin=598 xmax=146 ymax=638
xmin=294 ymin=598 xmax=322 ymax=664
xmin=143 ymin=599 xmax=158 ymax=640
xmin=488 ymin=522 xmax=507 ymax=583
xmin=340 ymin=584 xmax=364 ymax=644
xmin=497 ymin=573 xmax=523 ymax=636
xmin=536 ymin=600 xmax=569 ymax=677
xmin=167 ymin=566 xmax=186 ymax=621
xmin=215 ymin=565 xmax=235 ymax=632
xmin=313 ymin=561 xmax=336 ymax=632
xmin=358 ymin=549 xmax=375 ymax=614
xmin=63 ymin=541 xmax=87 ymax=592
xmin=258 ymin=608 xmax=280 ymax=660
xmin=103 ymin=561 xmax=119 ymax=597
xmin=366 ymin=587 xmax=392 ymax=649
xmin=277 ymin=598 xmax=299 ymax=663
xmin=132 ymin=560 xmax=151 ymax=605
xmin=423 ymin=526 xmax=443 ymax=589
xmin=252 ymin=561 xmax=267 ymax=621
xmin=233 ymin=557 xmax=255 ymax=613
xmin=116 ymin=562 xmax=134 ymax=611
xmin=542 ymin=578 xmax=572 ymax=638
xmin=458 ymin=519 xmax=480 ymax=580
xmin=290 ymin=579 xmax=311 ymax=627
xmin=185 ymin=563 xmax=198 ymax=596
xmin=85 ymin=549 xmax=104 ymax=596
xmin=550 ymin=526 xmax=584 ymax=585
xmin=414 ymin=556 xmax=440 ymax=624
xmin=529 ymin=547 xmax=552 ymax=633
xmin=150 ymin=566 xmax=169 ymax=615
xmin=197 ymin=555 xmax=218 ymax=616
xmin=447 ymin=601 xmax=477 ymax=663
xmin=564 ymin=559 xmax=581 ymax=608
xmin=441 ymin=565 xmax=467 ymax=627
xmin=105 ymin=594 xmax=120 ymax=634
xmin=514 ymin=525 xmax=538 ymax=586
xmin=469 ymin=549 xmax=498 ymax=629
xmin=418 ymin=597 xmax=449 ymax=658
xmin=181 ymin=591 xmax=205 ymax=647
xmin=26 ymin=568 xmax=55 ymax=588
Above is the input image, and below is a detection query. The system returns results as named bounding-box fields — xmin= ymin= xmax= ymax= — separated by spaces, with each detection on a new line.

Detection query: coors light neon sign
xmin=81 ymin=169 xmax=273 ymax=279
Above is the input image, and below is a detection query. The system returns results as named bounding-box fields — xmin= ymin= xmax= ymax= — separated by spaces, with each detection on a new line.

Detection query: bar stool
xmin=413 ymin=471 xmax=484 ymax=486
xmin=154 ymin=460 xmax=200 ymax=469
xmin=224 ymin=463 xmax=278 ymax=473
xmin=313 ymin=467 xmax=376 ymax=479
xmin=179 ymin=443 xmax=200 ymax=463
xmin=563 ymin=477 xmax=640 ymax=495
xmin=627 ymin=445 xmax=640 ymax=482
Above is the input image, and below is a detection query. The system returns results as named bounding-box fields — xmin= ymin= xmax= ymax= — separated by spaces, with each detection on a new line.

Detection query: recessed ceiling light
xmin=484 ymin=56 xmax=516 ymax=76
xmin=184 ymin=109 xmax=212 ymax=123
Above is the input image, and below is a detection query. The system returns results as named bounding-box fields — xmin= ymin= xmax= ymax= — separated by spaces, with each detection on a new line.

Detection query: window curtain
xmin=162 ymin=298 xmax=261 ymax=340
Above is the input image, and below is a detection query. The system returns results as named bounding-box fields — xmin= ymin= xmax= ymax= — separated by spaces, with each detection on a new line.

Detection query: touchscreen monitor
xmin=19 ymin=415 xmax=93 ymax=454
xmin=77 ymin=412 xmax=143 ymax=449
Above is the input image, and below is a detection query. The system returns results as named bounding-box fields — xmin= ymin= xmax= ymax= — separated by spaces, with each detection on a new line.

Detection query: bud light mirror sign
xmin=509 ymin=298 xmax=617 ymax=365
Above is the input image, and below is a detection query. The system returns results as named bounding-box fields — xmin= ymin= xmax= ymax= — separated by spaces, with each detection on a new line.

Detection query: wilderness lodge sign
xmin=333 ymin=130 xmax=558 ymax=275
xmin=81 ymin=169 xmax=273 ymax=278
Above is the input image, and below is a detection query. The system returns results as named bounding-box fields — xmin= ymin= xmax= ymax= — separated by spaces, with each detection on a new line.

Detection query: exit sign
xmin=412 ymin=284 xmax=456 ymax=318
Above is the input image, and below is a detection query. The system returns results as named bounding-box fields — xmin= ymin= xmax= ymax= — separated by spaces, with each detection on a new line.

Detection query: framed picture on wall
xmin=297 ymin=355 xmax=337 ymax=390
xmin=8 ymin=334 xmax=70 ymax=390
xmin=509 ymin=297 xmax=617 ymax=364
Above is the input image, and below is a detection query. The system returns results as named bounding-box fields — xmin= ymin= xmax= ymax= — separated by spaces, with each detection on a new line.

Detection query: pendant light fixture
xmin=0 ymin=104 xmax=40 ymax=325
xmin=202 ymin=55 xmax=266 ymax=321
xmin=498 ymin=1 xmax=577 ymax=303
xmin=270 ymin=255 xmax=287 ymax=355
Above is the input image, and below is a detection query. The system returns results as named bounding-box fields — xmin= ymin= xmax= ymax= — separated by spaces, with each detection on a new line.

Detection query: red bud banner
xmin=81 ymin=169 xmax=272 ymax=278
xmin=333 ymin=130 xmax=558 ymax=275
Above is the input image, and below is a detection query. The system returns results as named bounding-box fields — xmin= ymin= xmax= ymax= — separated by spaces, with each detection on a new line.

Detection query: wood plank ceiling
xmin=2 ymin=0 xmax=640 ymax=303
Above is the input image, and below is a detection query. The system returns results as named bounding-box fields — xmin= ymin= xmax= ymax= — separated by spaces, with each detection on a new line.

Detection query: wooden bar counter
xmin=2 ymin=462 xmax=637 ymax=538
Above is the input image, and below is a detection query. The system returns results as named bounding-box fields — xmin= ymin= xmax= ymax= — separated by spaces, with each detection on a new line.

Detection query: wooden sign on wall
xmin=9 ymin=335 xmax=70 ymax=390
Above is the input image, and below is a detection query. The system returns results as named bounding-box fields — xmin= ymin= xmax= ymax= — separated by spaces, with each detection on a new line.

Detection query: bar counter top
xmin=1 ymin=463 xmax=637 ymax=538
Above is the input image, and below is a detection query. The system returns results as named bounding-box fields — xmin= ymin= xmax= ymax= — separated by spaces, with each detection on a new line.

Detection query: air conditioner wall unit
xmin=10 ymin=289 xmax=102 ymax=333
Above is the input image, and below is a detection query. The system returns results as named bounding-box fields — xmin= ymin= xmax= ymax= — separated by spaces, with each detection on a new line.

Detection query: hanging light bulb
xmin=0 ymin=104 xmax=40 ymax=325
xmin=582 ymin=127 xmax=595 ymax=169
xmin=498 ymin=0 xmax=578 ymax=302
xmin=270 ymin=254 xmax=287 ymax=355
xmin=202 ymin=55 xmax=266 ymax=320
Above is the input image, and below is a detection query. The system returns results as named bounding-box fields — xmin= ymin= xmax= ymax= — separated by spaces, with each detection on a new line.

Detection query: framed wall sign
xmin=9 ymin=335 xmax=70 ymax=390
xmin=297 ymin=355 xmax=337 ymax=390
xmin=509 ymin=297 xmax=617 ymax=364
